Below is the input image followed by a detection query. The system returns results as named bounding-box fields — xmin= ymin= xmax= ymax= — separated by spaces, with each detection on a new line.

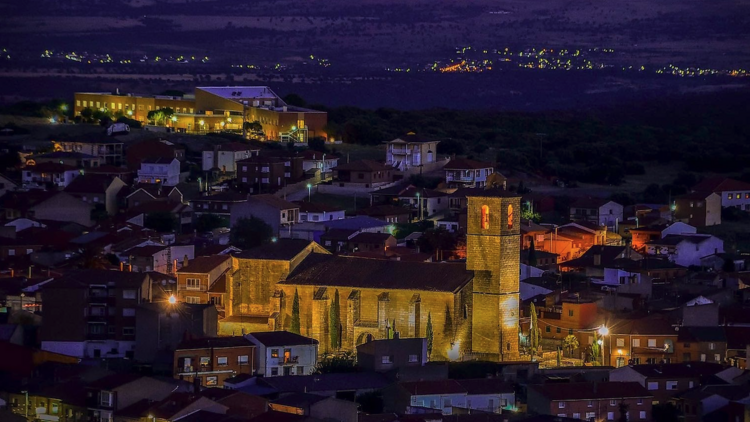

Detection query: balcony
xmin=389 ymin=148 xmax=412 ymax=155
xmin=282 ymin=356 xmax=299 ymax=365
xmin=446 ymin=174 xmax=475 ymax=182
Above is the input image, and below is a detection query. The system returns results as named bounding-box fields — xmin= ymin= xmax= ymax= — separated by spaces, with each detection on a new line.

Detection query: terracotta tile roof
xmin=294 ymin=201 xmax=343 ymax=213
xmin=250 ymin=194 xmax=298 ymax=210
xmin=608 ymin=314 xmax=677 ymax=336
xmin=374 ymin=184 xmax=445 ymax=198
xmin=282 ymin=254 xmax=472 ymax=292
xmin=692 ymin=176 xmax=750 ymax=193
xmin=248 ymin=331 xmax=319 ymax=347
xmin=677 ymin=191 xmax=716 ymax=200
xmin=178 ymin=255 xmax=230 ymax=274
xmin=444 ymin=158 xmax=493 ymax=170
xmin=63 ymin=174 xmax=117 ymax=194
xmin=177 ymin=336 xmax=252 ymax=350
xmin=333 ymin=159 xmax=393 ymax=172
xmin=320 ymin=228 xmax=359 ymax=241
xmin=529 ymin=382 xmax=651 ymax=401
xmin=47 ymin=269 xmax=150 ymax=289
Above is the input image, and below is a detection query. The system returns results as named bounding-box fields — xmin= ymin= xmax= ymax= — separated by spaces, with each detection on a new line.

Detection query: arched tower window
xmin=507 ymin=204 xmax=514 ymax=229
xmin=481 ymin=205 xmax=490 ymax=230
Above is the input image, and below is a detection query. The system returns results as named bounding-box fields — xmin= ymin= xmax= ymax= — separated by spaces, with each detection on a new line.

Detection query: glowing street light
xmin=127 ymin=110 xmax=133 ymax=116
xmin=307 ymin=183 xmax=312 ymax=202
xmin=598 ymin=326 xmax=609 ymax=336
xmin=168 ymin=295 xmax=177 ymax=304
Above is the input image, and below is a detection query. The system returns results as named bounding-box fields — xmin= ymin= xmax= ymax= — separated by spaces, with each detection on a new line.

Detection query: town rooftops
xmin=141 ymin=157 xmax=176 ymax=164
xmin=233 ymin=239 xmax=316 ymax=261
xmin=646 ymin=234 xmax=713 ymax=246
xmin=293 ymin=201 xmax=344 ymax=213
xmin=350 ymin=232 xmax=394 ymax=244
xmin=87 ymin=373 xmax=144 ymax=390
xmin=282 ymin=254 xmax=472 ymax=292
xmin=320 ymin=228 xmax=359 ymax=241
xmin=444 ymin=158 xmax=493 ymax=170
xmin=258 ymin=372 xmax=389 ymax=394
xmin=692 ymin=176 xmax=750 ymax=193
xmin=178 ymin=255 xmax=230 ymax=274
xmin=609 ymin=314 xmax=677 ymax=336
xmin=461 ymin=187 xmax=518 ymax=198
xmin=191 ymin=192 xmax=248 ymax=202
xmin=333 ymin=159 xmax=393 ymax=172
xmin=301 ymin=150 xmax=339 ymax=160
xmin=213 ymin=142 xmax=258 ymax=152
xmin=197 ymin=86 xmax=281 ymax=101
xmin=400 ymin=379 xmax=466 ymax=395
xmin=63 ymin=174 xmax=118 ymax=194
xmin=570 ymin=197 xmax=616 ymax=209
xmin=323 ymin=216 xmax=389 ymax=230
xmin=560 ymin=245 xmax=633 ymax=269
xmin=177 ymin=336 xmax=252 ymax=350
xmin=455 ymin=379 xmax=514 ymax=395
xmin=250 ymin=194 xmax=299 ymax=210
xmin=26 ymin=162 xmax=78 ymax=173
xmin=32 ymin=151 xmax=97 ymax=160
xmin=128 ymin=245 xmax=167 ymax=257
xmin=57 ymin=132 xmax=124 ymax=144
xmin=248 ymin=331 xmax=319 ymax=347
xmin=271 ymin=392 xmax=329 ymax=408
xmin=623 ymin=362 xmax=725 ymax=379
xmin=529 ymin=382 xmax=650 ymax=401
xmin=358 ymin=205 xmax=411 ymax=217
xmin=677 ymin=326 xmax=728 ymax=343
xmin=47 ymin=269 xmax=150 ymax=289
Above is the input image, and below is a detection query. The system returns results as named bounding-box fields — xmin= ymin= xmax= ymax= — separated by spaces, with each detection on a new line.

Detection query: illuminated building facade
xmin=73 ymin=86 xmax=328 ymax=141
xmin=223 ymin=192 xmax=522 ymax=362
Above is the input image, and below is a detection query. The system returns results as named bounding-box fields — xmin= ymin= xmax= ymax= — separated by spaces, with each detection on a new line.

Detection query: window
xmin=607 ymin=412 xmax=614 ymax=420
xmin=51 ymin=403 xmax=59 ymax=414
xmin=647 ymin=382 xmax=658 ymax=390
xmin=186 ymin=296 xmax=200 ymax=304
xmin=715 ymin=354 xmax=721 ymax=362
xmin=122 ymin=289 xmax=137 ymax=299
xmin=728 ymin=193 xmax=733 ymax=200
xmin=100 ymin=391 xmax=113 ymax=406
xmin=648 ymin=339 xmax=656 ymax=347
xmin=569 ymin=329 xmax=574 ymax=335
xmin=588 ymin=401 xmax=593 ymax=408
xmin=382 ymin=355 xmax=393 ymax=364
xmin=559 ymin=402 xmax=565 ymax=408
xmin=409 ymin=354 xmax=419 ymax=363
xmin=443 ymin=399 xmax=451 ymax=408
xmin=556 ymin=327 xmax=561 ymax=333
xmin=572 ymin=413 xmax=580 ymax=419
xmin=610 ymin=400 xmax=617 ymax=406
xmin=7 ymin=249 xmax=14 ymax=256
xmin=217 ymin=356 xmax=228 ymax=366
xmin=206 ymin=376 xmax=218 ymax=386
xmin=709 ymin=342 xmax=715 ymax=350
xmin=557 ymin=415 xmax=566 ymax=418
xmin=200 ymin=357 xmax=210 ymax=367
xmin=633 ymin=339 xmax=641 ymax=347
xmin=297 ymin=365 xmax=305 ymax=375
xmin=546 ymin=326 xmax=551 ymax=333
xmin=700 ymin=353 xmax=706 ymax=362
xmin=123 ymin=308 xmax=136 ymax=317
xmin=617 ymin=338 xmax=625 ymax=347
xmin=639 ymin=411 xmax=646 ymax=419
xmin=271 ymin=349 xmax=279 ymax=358
xmin=666 ymin=381 xmax=678 ymax=390
xmin=271 ymin=368 xmax=279 ymax=376
xmin=186 ymin=278 xmax=201 ymax=290
xmin=737 ymin=193 xmax=741 ymax=199
xmin=122 ymin=327 xmax=135 ymax=336
xmin=568 ymin=309 xmax=574 ymax=317
xmin=585 ymin=413 xmax=595 ymax=420
xmin=688 ymin=381 xmax=694 ymax=388
xmin=238 ymin=355 xmax=249 ymax=365
xmin=481 ymin=205 xmax=490 ymax=229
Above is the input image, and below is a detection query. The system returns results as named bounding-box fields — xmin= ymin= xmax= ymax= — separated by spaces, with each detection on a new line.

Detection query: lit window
xmin=206 ymin=376 xmax=218 ymax=386
xmin=382 ymin=355 xmax=393 ymax=364
xmin=633 ymin=339 xmax=641 ymax=347
xmin=507 ymin=204 xmax=514 ymax=229
xmin=728 ymin=193 xmax=733 ymax=200
xmin=271 ymin=349 xmax=279 ymax=358
xmin=639 ymin=411 xmax=646 ymax=419
xmin=648 ymin=339 xmax=656 ymax=347
xmin=617 ymin=338 xmax=625 ymax=347
xmin=558 ymin=402 xmax=565 ymax=408
xmin=607 ymin=412 xmax=614 ymax=420
xmin=238 ymin=355 xmax=249 ymax=365
xmin=217 ymin=356 xmax=228 ymax=366
xmin=481 ymin=205 xmax=490 ymax=229
xmin=610 ymin=400 xmax=616 ymax=406
xmin=736 ymin=193 xmax=741 ymax=199
xmin=647 ymin=382 xmax=658 ymax=390
xmin=186 ymin=278 xmax=201 ymax=290
xmin=666 ymin=381 xmax=678 ymax=390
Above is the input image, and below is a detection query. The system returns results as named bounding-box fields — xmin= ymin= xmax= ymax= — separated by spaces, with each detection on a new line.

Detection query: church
xmin=220 ymin=191 xmax=521 ymax=362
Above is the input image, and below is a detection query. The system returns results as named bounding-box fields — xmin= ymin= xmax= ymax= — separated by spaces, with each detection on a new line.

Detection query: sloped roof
xmin=358 ymin=205 xmax=411 ymax=217
xmin=625 ymin=362 xmax=725 ymax=379
xmin=444 ymin=158 xmax=493 ymax=170
xmin=677 ymin=326 xmax=727 ymax=343
xmin=64 ymin=174 xmax=117 ymax=194
xmin=178 ymin=255 xmax=230 ymax=274
xmin=350 ymin=232 xmax=394 ymax=244
xmin=693 ymin=177 xmax=750 ymax=193
xmin=374 ymin=184 xmax=445 ymax=198
xmin=260 ymin=372 xmax=389 ymax=394
xmin=128 ymin=245 xmax=167 ymax=257
xmin=47 ymin=270 xmax=150 ymax=289
xmin=560 ymin=246 xmax=631 ymax=269
xmin=177 ymin=336 xmax=252 ymax=350
xmin=400 ymin=380 xmax=466 ymax=395
xmin=388 ymin=133 xmax=438 ymax=144
xmin=529 ymin=382 xmax=651 ymax=400
xmin=455 ymin=379 xmax=514 ymax=395
xmin=250 ymin=194 xmax=298 ymax=210
xmin=87 ymin=373 xmax=144 ymax=390
xmin=233 ymin=239 xmax=314 ymax=261
xmin=282 ymin=254 xmax=472 ymax=293
xmin=26 ymin=162 xmax=78 ymax=173
xmin=248 ymin=331 xmax=318 ymax=347
xmin=570 ymin=197 xmax=614 ymax=209
xmin=294 ymin=201 xmax=344 ymax=213
xmin=191 ymin=192 xmax=248 ymax=202
xmin=333 ymin=159 xmax=393 ymax=172
xmin=323 ymin=216 xmax=389 ymax=230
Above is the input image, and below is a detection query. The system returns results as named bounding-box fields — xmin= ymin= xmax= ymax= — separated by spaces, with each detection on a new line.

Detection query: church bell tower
xmin=466 ymin=192 xmax=521 ymax=361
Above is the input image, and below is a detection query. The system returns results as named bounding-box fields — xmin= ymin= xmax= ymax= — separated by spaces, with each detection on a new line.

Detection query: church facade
xmin=222 ymin=191 xmax=521 ymax=362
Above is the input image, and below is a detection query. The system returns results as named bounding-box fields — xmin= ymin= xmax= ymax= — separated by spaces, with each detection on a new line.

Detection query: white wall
xmin=300 ymin=210 xmax=346 ymax=222
xmin=599 ymin=202 xmax=624 ymax=229
xmin=673 ymin=236 xmax=724 ymax=267
xmin=662 ymin=222 xmax=696 ymax=237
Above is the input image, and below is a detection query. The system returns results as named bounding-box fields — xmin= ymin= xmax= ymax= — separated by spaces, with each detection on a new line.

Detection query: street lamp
xmin=597 ymin=326 xmax=609 ymax=366
xmin=306 ymin=183 xmax=312 ymax=202
xmin=168 ymin=295 xmax=177 ymax=305
xmin=416 ymin=192 xmax=422 ymax=221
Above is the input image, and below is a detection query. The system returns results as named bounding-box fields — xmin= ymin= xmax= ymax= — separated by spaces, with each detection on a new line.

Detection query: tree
xmin=283 ymin=93 xmax=307 ymax=107
xmin=329 ymin=289 xmax=341 ymax=351
xmin=230 ymin=217 xmax=273 ymax=249
xmin=528 ymin=237 xmax=538 ymax=267
xmin=563 ymin=335 xmax=579 ymax=357
xmin=195 ymin=213 xmax=228 ymax=232
xmin=290 ymin=289 xmax=301 ymax=335
xmin=80 ymin=107 xmax=93 ymax=121
xmin=529 ymin=303 xmax=540 ymax=360
xmin=315 ymin=352 xmax=357 ymax=374
xmin=147 ymin=107 xmax=174 ymax=126
xmin=426 ymin=312 xmax=434 ymax=359
xmin=618 ymin=402 xmax=629 ymax=422
xmin=144 ymin=211 xmax=178 ymax=232
xmin=591 ymin=338 xmax=601 ymax=365
xmin=244 ymin=120 xmax=263 ymax=134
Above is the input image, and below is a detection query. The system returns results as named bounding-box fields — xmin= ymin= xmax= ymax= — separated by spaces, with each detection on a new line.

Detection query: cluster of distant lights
xmin=386 ymin=45 xmax=748 ymax=78
xmin=40 ymin=50 xmax=210 ymax=65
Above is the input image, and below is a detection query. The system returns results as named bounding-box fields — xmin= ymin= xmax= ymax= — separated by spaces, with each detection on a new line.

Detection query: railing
xmin=283 ymin=356 xmax=299 ymax=365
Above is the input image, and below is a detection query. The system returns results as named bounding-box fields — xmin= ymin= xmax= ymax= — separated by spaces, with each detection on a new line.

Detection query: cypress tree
xmin=529 ymin=302 xmax=540 ymax=360
xmin=290 ymin=289 xmax=301 ymax=335
xmin=426 ymin=312 xmax=434 ymax=359
xmin=329 ymin=289 xmax=340 ymax=350
xmin=528 ymin=237 xmax=538 ymax=268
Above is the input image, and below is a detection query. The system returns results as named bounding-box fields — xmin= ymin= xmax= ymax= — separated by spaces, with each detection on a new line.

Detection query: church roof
xmin=281 ymin=254 xmax=472 ymax=293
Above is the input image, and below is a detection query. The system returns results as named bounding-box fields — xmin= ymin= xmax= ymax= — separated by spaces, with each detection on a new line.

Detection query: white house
xmin=569 ymin=198 xmax=624 ymax=231
xmin=692 ymin=177 xmax=750 ymax=211
xmin=22 ymin=162 xmax=80 ymax=189
xmin=202 ymin=142 xmax=259 ymax=172
xmin=296 ymin=201 xmax=346 ymax=223
xmin=389 ymin=379 xmax=514 ymax=415
xmin=644 ymin=234 xmax=724 ymax=267
xmin=246 ymin=331 xmax=318 ymax=377
xmin=385 ymin=133 xmax=439 ymax=172
xmin=598 ymin=267 xmax=652 ymax=298
xmin=443 ymin=158 xmax=494 ymax=188
xmin=137 ymin=157 xmax=180 ymax=186
xmin=302 ymin=151 xmax=339 ymax=177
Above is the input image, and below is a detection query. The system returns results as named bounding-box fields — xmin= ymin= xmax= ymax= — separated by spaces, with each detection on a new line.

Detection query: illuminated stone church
xmin=222 ymin=191 xmax=521 ymax=361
